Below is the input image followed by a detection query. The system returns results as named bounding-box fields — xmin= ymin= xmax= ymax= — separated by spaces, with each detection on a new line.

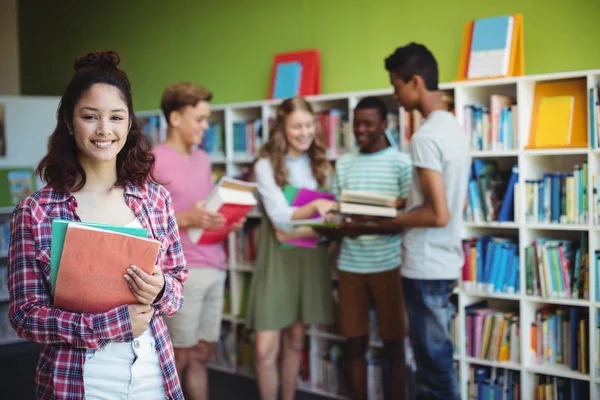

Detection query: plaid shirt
xmin=8 ymin=181 xmax=188 ymax=400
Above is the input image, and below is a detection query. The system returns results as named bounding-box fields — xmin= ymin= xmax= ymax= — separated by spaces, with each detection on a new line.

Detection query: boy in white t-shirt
xmin=338 ymin=43 xmax=470 ymax=400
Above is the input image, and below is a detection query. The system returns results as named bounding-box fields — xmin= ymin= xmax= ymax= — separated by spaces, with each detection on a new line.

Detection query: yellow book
xmin=533 ymin=96 xmax=575 ymax=148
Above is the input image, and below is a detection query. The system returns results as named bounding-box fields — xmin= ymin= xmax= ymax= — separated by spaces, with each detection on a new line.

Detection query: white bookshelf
xmin=138 ymin=68 xmax=600 ymax=399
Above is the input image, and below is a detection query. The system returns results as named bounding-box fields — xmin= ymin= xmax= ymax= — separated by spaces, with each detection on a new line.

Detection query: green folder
xmin=50 ymin=219 xmax=149 ymax=295
xmin=280 ymin=186 xmax=301 ymax=249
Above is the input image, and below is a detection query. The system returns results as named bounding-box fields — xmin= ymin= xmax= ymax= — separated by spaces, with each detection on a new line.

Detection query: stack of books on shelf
xmin=530 ymin=306 xmax=588 ymax=375
xmin=462 ymin=236 xmax=520 ymax=294
xmin=201 ymin=121 xmax=225 ymax=159
xmin=317 ymin=109 xmax=350 ymax=158
xmin=525 ymin=234 xmax=588 ymax=300
xmin=464 ymin=161 xmax=518 ymax=224
xmin=465 ymin=301 xmax=520 ymax=364
xmin=468 ymin=367 xmax=520 ymax=400
xmin=588 ymin=84 xmax=599 ymax=148
xmin=233 ymin=119 xmax=262 ymax=158
xmin=464 ymin=94 xmax=518 ymax=152
xmin=524 ymin=163 xmax=588 ymax=225
xmin=533 ymin=375 xmax=587 ymax=399
xmin=139 ymin=114 xmax=166 ymax=148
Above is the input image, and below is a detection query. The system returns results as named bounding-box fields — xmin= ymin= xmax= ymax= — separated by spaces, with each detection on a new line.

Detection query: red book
xmin=55 ymin=224 xmax=160 ymax=314
xmin=188 ymin=177 xmax=258 ymax=245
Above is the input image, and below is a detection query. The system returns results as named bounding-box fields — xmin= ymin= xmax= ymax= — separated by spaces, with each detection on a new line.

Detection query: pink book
xmin=283 ymin=188 xmax=336 ymax=248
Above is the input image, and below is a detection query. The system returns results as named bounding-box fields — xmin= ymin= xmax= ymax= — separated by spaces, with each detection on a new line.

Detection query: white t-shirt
xmin=401 ymin=110 xmax=471 ymax=280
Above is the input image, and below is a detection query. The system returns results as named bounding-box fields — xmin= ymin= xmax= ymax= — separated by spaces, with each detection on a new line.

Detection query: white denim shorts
xmin=83 ymin=328 xmax=166 ymax=399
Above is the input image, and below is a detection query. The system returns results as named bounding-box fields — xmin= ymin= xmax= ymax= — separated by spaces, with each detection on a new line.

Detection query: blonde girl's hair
xmin=258 ymin=96 xmax=330 ymax=188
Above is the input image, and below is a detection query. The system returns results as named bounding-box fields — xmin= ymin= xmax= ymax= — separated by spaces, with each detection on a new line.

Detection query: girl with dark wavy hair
xmin=245 ymin=96 xmax=337 ymax=400
xmin=7 ymin=50 xmax=187 ymax=400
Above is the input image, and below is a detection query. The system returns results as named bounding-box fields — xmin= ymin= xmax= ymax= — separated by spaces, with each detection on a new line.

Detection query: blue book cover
xmin=273 ymin=62 xmax=302 ymax=99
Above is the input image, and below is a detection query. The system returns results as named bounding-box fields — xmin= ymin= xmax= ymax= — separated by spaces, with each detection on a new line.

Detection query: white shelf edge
xmin=471 ymin=150 xmax=519 ymax=158
xmin=524 ymin=223 xmax=590 ymax=231
xmin=521 ymin=148 xmax=589 ymax=156
xmin=464 ymin=357 xmax=522 ymax=370
xmin=524 ymin=296 xmax=591 ymax=307
xmin=464 ymin=221 xmax=519 ymax=229
xmin=461 ymin=290 xmax=521 ymax=301
xmin=526 ymin=364 xmax=590 ymax=381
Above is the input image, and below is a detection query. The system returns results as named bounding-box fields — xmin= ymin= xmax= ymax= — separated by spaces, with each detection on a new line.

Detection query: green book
xmin=280 ymin=185 xmax=301 ymax=249
xmin=50 ymin=219 xmax=149 ymax=295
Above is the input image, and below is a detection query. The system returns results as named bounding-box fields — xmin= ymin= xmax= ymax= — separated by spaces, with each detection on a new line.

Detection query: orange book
xmin=526 ymin=78 xmax=587 ymax=149
xmin=54 ymin=224 xmax=160 ymax=314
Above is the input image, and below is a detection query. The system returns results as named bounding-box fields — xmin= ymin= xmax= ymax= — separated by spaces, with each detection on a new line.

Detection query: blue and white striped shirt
xmin=333 ymin=147 xmax=412 ymax=273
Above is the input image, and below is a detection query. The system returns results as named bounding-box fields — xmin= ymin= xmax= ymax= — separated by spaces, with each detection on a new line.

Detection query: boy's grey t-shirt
xmin=401 ymin=110 xmax=471 ymax=280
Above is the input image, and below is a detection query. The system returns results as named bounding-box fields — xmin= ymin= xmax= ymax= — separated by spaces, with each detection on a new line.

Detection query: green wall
xmin=18 ymin=0 xmax=600 ymax=110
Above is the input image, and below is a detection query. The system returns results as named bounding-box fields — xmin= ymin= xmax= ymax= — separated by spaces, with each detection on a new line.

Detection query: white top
xmin=401 ymin=110 xmax=471 ymax=280
xmin=254 ymin=154 xmax=324 ymax=232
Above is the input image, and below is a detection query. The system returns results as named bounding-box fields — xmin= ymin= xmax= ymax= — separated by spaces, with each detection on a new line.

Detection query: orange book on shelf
xmin=455 ymin=13 xmax=524 ymax=81
xmin=526 ymin=78 xmax=588 ymax=149
xmin=54 ymin=224 xmax=160 ymax=314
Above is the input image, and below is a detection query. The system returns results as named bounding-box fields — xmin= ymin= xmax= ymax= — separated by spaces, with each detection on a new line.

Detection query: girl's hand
xmin=274 ymin=226 xmax=315 ymax=242
xmin=312 ymin=199 xmax=338 ymax=217
xmin=127 ymin=304 xmax=154 ymax=338
xmin=124 ymin=264 xmax=165 ymax=305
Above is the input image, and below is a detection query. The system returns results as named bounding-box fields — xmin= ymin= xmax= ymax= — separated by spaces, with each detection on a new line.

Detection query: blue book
xmin=273 ymin=62 xmax=302 ymax=99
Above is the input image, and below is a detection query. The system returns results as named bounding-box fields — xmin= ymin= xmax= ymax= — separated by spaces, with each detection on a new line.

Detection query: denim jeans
xmin=402 ymin=278 xmax=459 ymax=400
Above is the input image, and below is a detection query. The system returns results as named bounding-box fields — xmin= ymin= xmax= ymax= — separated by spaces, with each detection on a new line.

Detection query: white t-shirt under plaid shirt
xmin=333 ymin=146 xmax=413 ymax=273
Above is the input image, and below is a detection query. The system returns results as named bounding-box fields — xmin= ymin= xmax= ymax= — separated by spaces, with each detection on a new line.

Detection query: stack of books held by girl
xmin=50 ymin=219 xmax=161 ymax=314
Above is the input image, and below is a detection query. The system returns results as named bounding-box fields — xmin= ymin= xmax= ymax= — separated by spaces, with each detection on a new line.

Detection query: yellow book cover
xmin=534 ymin=96 xmax=575 ymax=148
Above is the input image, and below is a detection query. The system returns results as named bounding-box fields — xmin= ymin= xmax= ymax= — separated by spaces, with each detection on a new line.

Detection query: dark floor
xmin=0 ymin=342 xmax=327 ymax=400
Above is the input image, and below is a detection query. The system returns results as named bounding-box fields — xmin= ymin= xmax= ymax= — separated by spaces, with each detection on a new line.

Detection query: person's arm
xmin=8 ymin=206 xmax=133 ymax=348
xmin=341 ymin=135 xmax=449 ymax=234
xmin=151 ymin=189 xmax=188 ymax=317
xmin=255 ymin=159 xmax=324 ymax=231
xmin=274 ymin=226 xmax=320 ymax=243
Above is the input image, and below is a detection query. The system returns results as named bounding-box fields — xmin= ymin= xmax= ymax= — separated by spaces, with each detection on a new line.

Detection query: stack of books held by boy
xmin=291 ymin=189 xmax=400 ymax=228
xmin=188 ymin=176 xmax=258 ymax=245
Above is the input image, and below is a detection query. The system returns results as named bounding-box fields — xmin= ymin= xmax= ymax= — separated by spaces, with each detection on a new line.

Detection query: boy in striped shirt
xmin=332 ymin=96 xmax=412 ymax=400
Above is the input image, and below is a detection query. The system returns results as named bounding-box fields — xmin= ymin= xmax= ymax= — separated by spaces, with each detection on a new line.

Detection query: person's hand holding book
xmin=186 ymin=201 xmax=226 ymax=230
xmin=231 ymin=217 xmax=246 ymax=233
xmin=311 ymin=199 xmax=338 ymax=217
xmin=124 ymin=264 xmax=165 ymax=305
xmin=127 ymin=304 xmax=154 ymax=338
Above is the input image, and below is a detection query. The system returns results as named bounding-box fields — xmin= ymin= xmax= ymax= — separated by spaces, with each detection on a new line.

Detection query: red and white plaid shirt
xmin=8 ymin=181 xmax=188 ymax=400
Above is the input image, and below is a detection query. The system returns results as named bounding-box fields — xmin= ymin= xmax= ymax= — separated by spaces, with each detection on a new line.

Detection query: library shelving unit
xmin=0 ymin=206 xmax=24 ymax=346
xmin=138 ymin=68 xmax=600 ymax=399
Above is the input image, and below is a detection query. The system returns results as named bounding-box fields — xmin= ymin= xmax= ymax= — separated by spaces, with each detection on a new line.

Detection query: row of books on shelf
xmin=465 ymin=95 xmax=519 ymax=152
xmin=525 ymin=163 xmax=589 ymax=225
xmin=465 ymin=161 xmax=518 ymax=224
xmin=462 ymin=236 xmax=520 ymax=294
xmin=525 ymin=235 xmax=588 ymax=300
xmin=467 ymin=368 xmax=588 ymax=400
xmin=590 ymin=85 xmax=600 ymax=149
xmin=531 ymin=307 xmax=588 ymax=374
xmin=210 ymin=318 xmax=398 ymax=398
xmin=465 ymin=302 xmax=520 ymax=364
xmin=0 ymin=303 xmax=18 ymax=343
xmin=468 ymin=367 xmax=520 ymax=400
xmin=0 ymin=266 xmax=7 ymax=299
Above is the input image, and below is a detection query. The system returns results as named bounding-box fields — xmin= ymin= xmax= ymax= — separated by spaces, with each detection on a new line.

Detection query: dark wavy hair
xmin=36 ymin=50 xmax=155 ymax=192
